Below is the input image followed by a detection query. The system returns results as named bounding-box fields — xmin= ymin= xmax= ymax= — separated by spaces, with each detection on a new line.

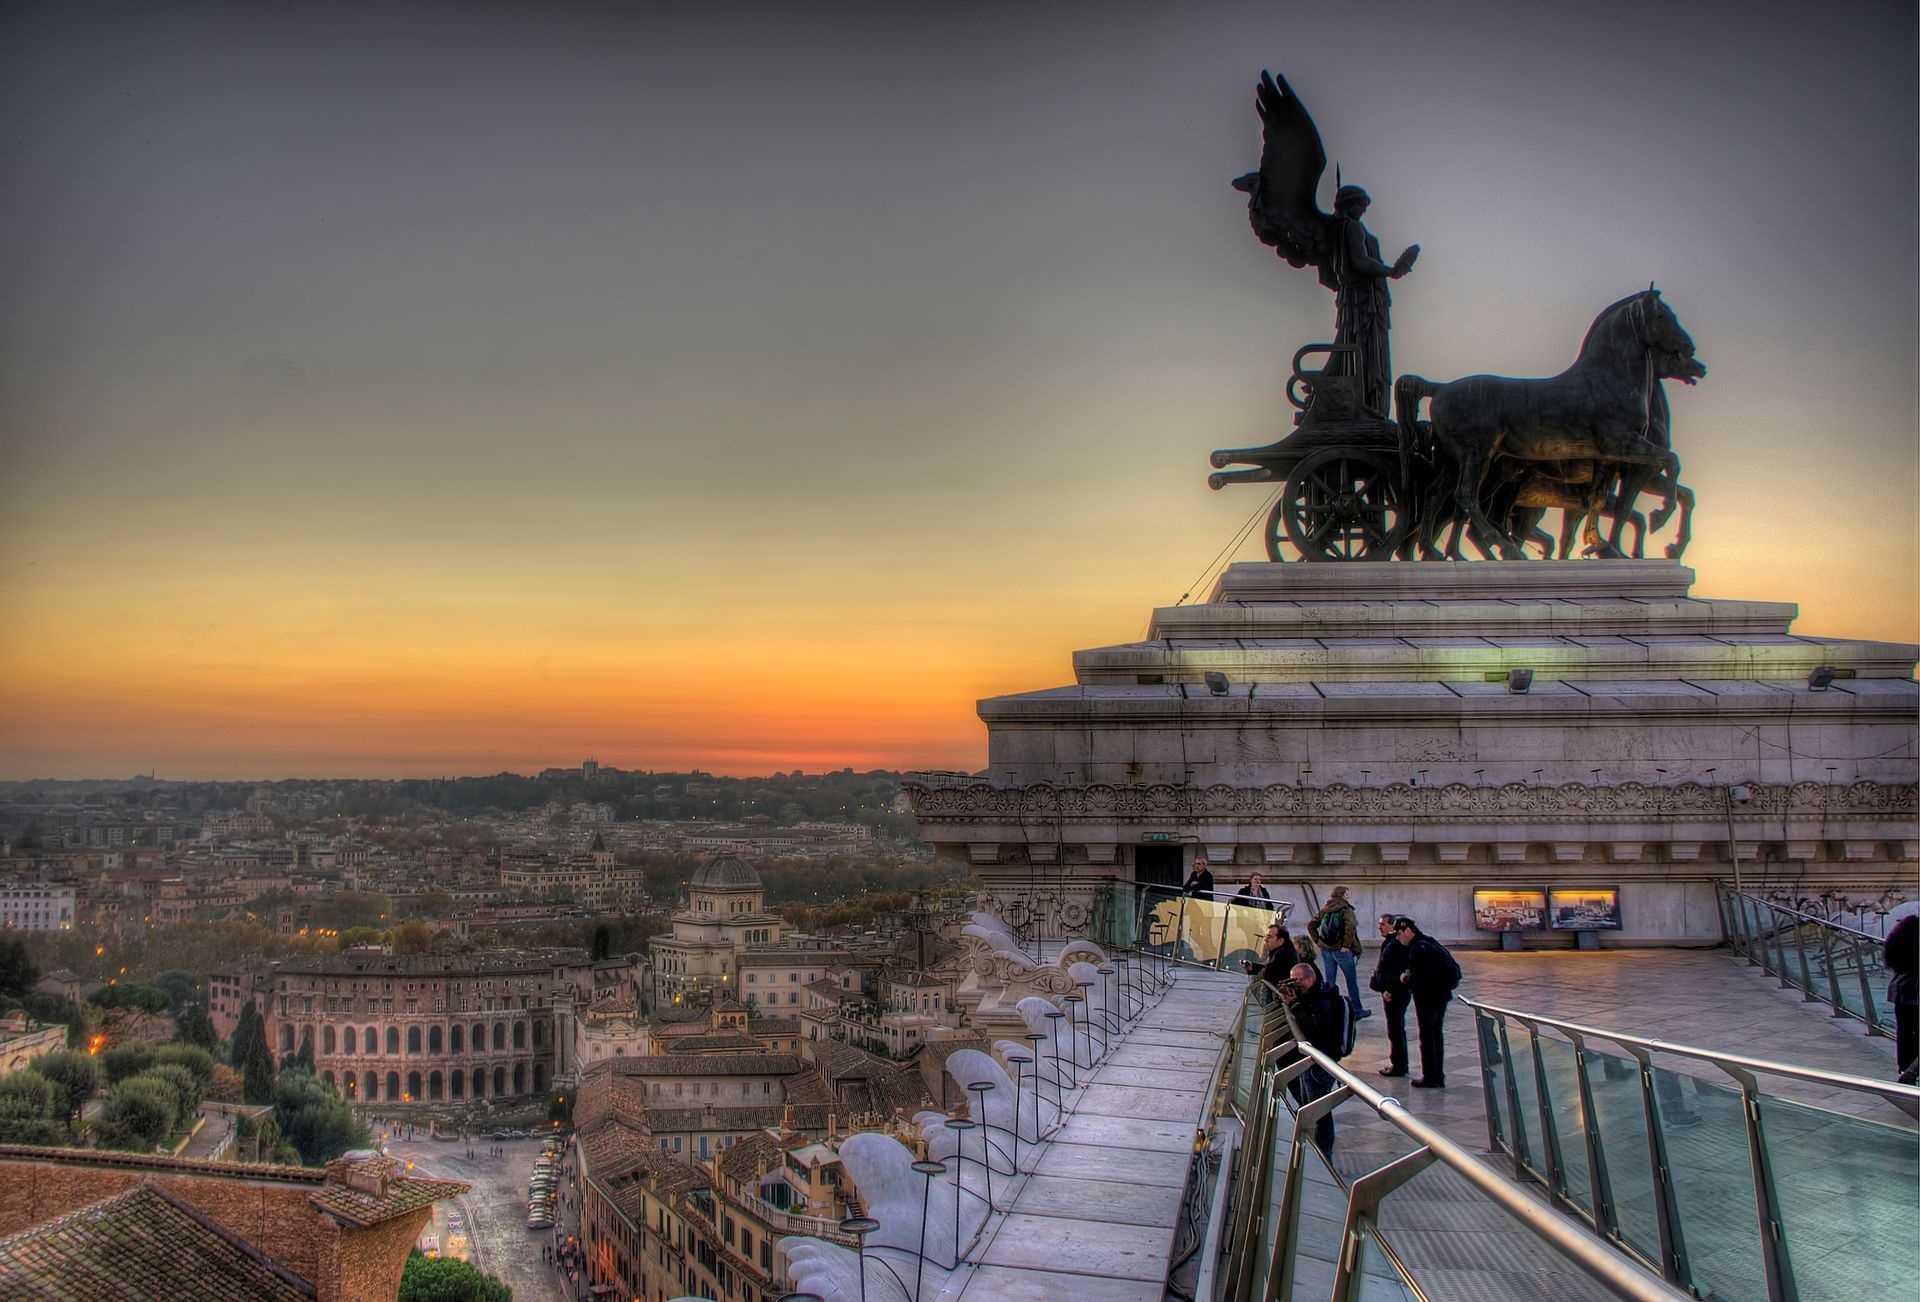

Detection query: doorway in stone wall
xmin=1134 ymin=845 xmax=1184 ymax=890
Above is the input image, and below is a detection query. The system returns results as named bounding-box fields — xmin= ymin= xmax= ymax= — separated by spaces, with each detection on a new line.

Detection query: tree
xmin=148 ymin=1062 xmax=204 ymax=1123
xmin=96 ymin=1076 xmax=178 ymax=1151
xmin=89 ymin=983 xmax=171 ymax=1014
xmin=398 ymin=1251 xmax=513 ymax=1302
xmin=173 ymin=1004 xmax=217 ymax=1051
xmin=0 ymin=1072 xmax=66 ymax=1145
xmin=154 ymin=1044 xmax=215 ymax=1092
xmin=151 ymin=970 xmax=200 ymax=1012
xmin=590 ymin=924 xmax=612 ymax=961
xmin=0 ymin=939 xmax=38 ymax=998
xmin=100 ymin=1042 xmax=157 ymax=1086
xmin=231 ymin=1000 xmax=263 ymax=1067
xmin=273 ymin=1069 xmax=368 ymax=1166
xmin=28 ymin=1050 xmax=98 ymax=1123
xmin=233 ymin=1001 xmax=276 ymax=1104
xmin=388 ymin=920 xmax=434 ymax=956
xmin=208 ymin=1063 xmax=245 ymax=1104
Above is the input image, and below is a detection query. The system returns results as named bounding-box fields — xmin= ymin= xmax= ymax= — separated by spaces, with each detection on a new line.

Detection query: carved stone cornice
xmin=904 ymin=779 xmax=1917 ymax=825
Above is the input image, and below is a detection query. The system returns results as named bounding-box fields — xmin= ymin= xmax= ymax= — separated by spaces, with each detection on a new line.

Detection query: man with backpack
xmin=1392 ymin=917 xmax=1462 ymax=1088
xmin=1278 ymin=962 xmax=1351 ymax=1153
xmin=1309 ymin=885 xmax=1369 ymax=1021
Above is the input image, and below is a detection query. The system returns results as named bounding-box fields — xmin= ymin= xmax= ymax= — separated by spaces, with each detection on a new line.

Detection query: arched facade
xmin=265 ymin=949 xmax=613 ymax=1104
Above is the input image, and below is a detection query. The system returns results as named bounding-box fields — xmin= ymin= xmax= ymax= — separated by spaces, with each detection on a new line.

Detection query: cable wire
xmin=1175 ymin=487 xmax=1281 ymax=606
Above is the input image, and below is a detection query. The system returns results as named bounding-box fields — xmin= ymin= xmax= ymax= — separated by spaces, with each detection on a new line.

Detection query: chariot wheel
xmin=1278 ymin=447 xmax=1406 ymax=561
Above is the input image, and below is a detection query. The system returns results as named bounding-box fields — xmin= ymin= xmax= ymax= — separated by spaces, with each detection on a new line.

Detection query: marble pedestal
xmin=907 ymin=562 xmax=1918 ymax=945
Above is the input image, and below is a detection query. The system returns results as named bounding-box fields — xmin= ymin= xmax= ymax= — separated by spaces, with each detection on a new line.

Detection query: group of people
xmin=1204 ymin=869 xmax=1463 ymax=1152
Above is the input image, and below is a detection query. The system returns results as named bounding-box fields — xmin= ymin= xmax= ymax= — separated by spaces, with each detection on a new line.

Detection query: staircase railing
xmin=1715 ymin=882 xmax=1897 ymax=1035
xmin=1206 ymin=979 xmax=1693 ymax=1302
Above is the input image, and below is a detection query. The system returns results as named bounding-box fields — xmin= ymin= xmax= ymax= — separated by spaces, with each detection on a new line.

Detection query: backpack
xmin=1418 ymin=937 xmax=1463 ymax=992
xmin=1314 ymin=906 xmax=1345 ymax=948
xmin=1332 ymin=992 xmax=1356 ymax=1059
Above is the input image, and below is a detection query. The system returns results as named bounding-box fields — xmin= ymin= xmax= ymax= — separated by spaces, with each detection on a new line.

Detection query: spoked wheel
xmin=1280 ymin=447 xmax=1406 ymax=561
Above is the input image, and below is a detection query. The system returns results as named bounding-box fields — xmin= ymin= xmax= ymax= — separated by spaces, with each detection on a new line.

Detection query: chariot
xmin=1208 ymin=342 xmax=1418 ymax=562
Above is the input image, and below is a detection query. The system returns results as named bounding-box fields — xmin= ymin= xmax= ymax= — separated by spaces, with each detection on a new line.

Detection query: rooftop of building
xmin=275 ymin=947 xmax=591 ymax=976
xmin=0 ymin=1181 xmax=315 ymax=1302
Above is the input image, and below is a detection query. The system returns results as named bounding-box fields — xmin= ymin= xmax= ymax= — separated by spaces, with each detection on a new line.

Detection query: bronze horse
xmin=1396 ymin=289 xmax=1705 ymax=560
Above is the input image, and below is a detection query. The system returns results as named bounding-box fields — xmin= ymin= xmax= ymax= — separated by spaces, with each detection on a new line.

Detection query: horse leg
xmin=1557 ymin=509 xmax=1578 ymax=560
xmin=1456 ymin=474 xmax=1525 ymax=560
xmin=1665 ymin=484 xmax=1694 ymax=559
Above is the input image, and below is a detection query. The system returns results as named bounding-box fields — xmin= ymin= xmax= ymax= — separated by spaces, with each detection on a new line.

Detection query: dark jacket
xmin=1288 ymin=980 xmax=1349 ymax=1059
xmin=1255 ymin=940 xmax=1300 ymax=984
xmin=1232 ymin=883 xmax=1276 ymax=910
xmin=1886 ymin=916 xmax=1918 ymax=1007
xmin=1403 ymin=933 xmax=1458 ymax=1000
xmin=1368 ymin=937 xmax=1408 ymax=995
xmin=1183 ymin=866 xmax=1215 ymax=898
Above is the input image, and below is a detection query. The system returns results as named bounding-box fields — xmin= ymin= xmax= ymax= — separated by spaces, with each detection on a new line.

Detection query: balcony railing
xmin=1715 ymin=882 xmax=1897 ymax=1035
xmin=1466 ymin=997 xmax=1920 ymax=1301
xmin=1090 ymin=880 xmax=1293 ymax=973
xmin=1207 ymin=979 xmax=1695 ymax=1301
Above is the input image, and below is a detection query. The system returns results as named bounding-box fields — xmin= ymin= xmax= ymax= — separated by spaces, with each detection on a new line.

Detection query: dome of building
xmin=689 ymin=855 xmax=763 ymax=891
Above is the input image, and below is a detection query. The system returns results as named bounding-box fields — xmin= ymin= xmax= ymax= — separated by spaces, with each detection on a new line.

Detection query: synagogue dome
xmin=689 ymin=855 xmax=763 ymax=891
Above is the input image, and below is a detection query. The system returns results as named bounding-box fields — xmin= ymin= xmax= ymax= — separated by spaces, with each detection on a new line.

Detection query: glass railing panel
xmin=1229 ymin=992 xmax=1265 ymax=1116
xmin=1135 ymin=887 xmax=1287 ymax=971
xmin=1650 ymin=1064 xmax=1765 ymax=1302
xmin=1828 ymin=933 xmax=1875 ymax=1022
xmin=1475 ymin=1011 xmax=1510 ymax=1152
xmin=1760 ymin=1094 xmax=1920 ymax=1302
xmin=1506 ymin=1023 xmax=1546 ymax=1177
xmin=1578 ymin=1044 xmax=1662 ymax=1266
xmin=1535 ymin=1032 xmax=1593 ymax=1215
xmin=1246 ymin=1092 xmax=1297 ymax=1297
xmin=1350 ymin=1227 xmax=1419 ymax=1301
xmin=1287 ymin=1139 xmax=1347 ymax=1298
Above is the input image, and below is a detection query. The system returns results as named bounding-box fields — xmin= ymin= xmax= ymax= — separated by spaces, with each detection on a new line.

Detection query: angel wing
xmin=1231 ymin=70 xmax=1336 ymax=287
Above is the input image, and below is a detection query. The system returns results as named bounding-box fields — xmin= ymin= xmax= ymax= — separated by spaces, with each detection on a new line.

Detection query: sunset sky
xmin=3 ymin=2 xmax=1915 ymax=780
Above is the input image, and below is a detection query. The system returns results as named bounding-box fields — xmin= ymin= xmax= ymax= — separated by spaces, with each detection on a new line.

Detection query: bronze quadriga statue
xmin=1209 ymin=71 xmax=1703 ymax=562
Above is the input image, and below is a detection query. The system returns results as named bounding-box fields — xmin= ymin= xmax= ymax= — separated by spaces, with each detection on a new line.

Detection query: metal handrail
xmin=1725 ymin=891 xmax=1888 ymax=943
xmin=1715 ymin=881 xmax=1894 ymax=1036
xmin=1209 ymin=978 xmax=1690 ymax=1302
xmin=1462 ymin=997 xmax=1920 ymax=1106
xmin=1279 ymin=1035 xmax=1692 ymax=1302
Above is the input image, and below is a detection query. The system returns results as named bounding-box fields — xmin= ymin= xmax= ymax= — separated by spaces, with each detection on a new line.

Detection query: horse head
xmin=1637 ymin=290 xmax=1706 ymax=385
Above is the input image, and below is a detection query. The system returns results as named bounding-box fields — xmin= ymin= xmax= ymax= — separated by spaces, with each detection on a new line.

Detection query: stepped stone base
xmin=907 ymin=562 xmax=1918 ymax=945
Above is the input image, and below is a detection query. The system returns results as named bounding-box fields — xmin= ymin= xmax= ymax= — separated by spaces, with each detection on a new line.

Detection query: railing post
xmin=1474 ymin=1008 xmax=1505 ymax=1153
xmin=1787 ymin=922 xmax=1817 ymax=1001
xmin=1721 ymin=1066 xmax=1799 ymax=1302
xmin=1628 ymin=1046 xmax=1693 ymax=1291
xmin=1813 ymin=921 xmax=1846 ymax=1015
xmin=1524 ymin=1020 xmax=1569 ymax=1203
xmin=1496 ymin=1018 xmax=1536 ymax=1181
xmin=1329 ymin=1147 xmax=1437 ymax=1302
xmin=1269 ymin=1081 xmax=1353 ymax=1302
xmin=1851 ymin=933 xmax=1886 ymax=1036
xmin=1566 ymin=1032 xmax=1619 ymax=1241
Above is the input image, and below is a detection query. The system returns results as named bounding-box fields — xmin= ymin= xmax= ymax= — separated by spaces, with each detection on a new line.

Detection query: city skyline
xmin=3 ymin=2 xmax=1915 ymax=781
